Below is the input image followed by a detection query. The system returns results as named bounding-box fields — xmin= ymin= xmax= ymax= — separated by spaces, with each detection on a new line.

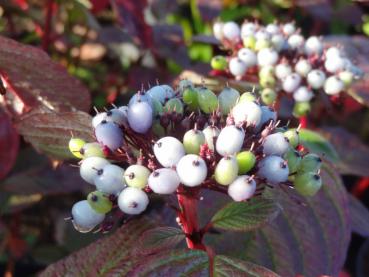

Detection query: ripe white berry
xmin=223 ymin=21 xmax=240 ymax=40
xmin=282 ymin=73 xmax=301 ymax=93
xmin=95 ymin=121 xmax=124 ymax=151
xmin=324 ymin=76 xmax=344 ymax=95
xmin=295 ymin=59 xmax=312 ymax=77
xmin=288 ymin=34 xmax=304 ymax=50
xmin=203 ymin=125 xmax=220 ymax=150
xmin=71 ymin=200 xmax=105 ymax=232
xmin=326 ymin=47 xmax=341 ymax=60
xmin=128 ymin=92 xmax=153 ymax=107
xmin=95 ymin=164 xmax=126 ymax=195
xmin=232 ymin=101 xmax=262 ymax=126
xmin=153 ymin=136 xmax=185 ymax=167
xmin=275 ymin=63 xmax=292 ymax=80
xmin=271 ymin=34 xmax=286 ymax=51
xmin=266 ymin=23 xmax=280 ymax=35
xmin=324 ymin=56 xmax=345 ymax=73
xmin=263 ymin=133 xmax=290 ymax=156
xmin=218 ymin=87 xmax=240 ymax=115
xmin=92 ymin=112 xmax=107 ymax=128
xmin=127 ymin=101 xmax=153 ymax=134
xmin=307 ymin=70 xmax=326 ymax=89
xmin=176 ymin=154 xmax=207 ymax=187
xmin=258 ymin=155 xmax=289 ymax=184
xmin=305 ymin=36 xmax=323 ymax=55
xmin=146 ymin=85 xmax=174 ymax=104
xmin=228 ymin=176 xmax=256 ymax=201
xmin=241 ymin=22 xmax=257 ymax=37
xmin=293 ymin=86 xmax=314 ymax=102
xmin=118 ymin=187 xmax=149 ymax=215
xmin=255 ymin=30 xmax=271 ymax=41
xmin=105 ymin=109 xmax=126 ymax=126
xmin=256 ymin=106 xmax=277 ymax=131
xmin=283 ymin=22 xmax=296 ymax=36
xmin=229 ymin=57 xmax=247 ymax=78
xmin=238 ymin=48 xmax=257 ymax=67
xmin=80 ymin=157 xmax=110 ymax=184
xmin=148 ymin=168 xmax=180 ymax=194
xmin=257 ymin=48 xmax=279 ymax=67
xmin=213 ymin=22 xmax=224 ymax=40
xmin=216 ymin=125 xmax=245 ymax=156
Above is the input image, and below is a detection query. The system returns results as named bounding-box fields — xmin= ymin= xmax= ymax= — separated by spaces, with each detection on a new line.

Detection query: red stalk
xmin=299 ymin=116 xmax=307 ymax=129
xmin=177 ymin=186 xmax=206 ymax=250
xmin=42 ymin=0 xmax=54 ymax=52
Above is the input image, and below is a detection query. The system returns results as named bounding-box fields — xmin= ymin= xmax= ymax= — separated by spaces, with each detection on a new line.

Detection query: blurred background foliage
xmin=0 ymin=0 xmax=369 ymax=276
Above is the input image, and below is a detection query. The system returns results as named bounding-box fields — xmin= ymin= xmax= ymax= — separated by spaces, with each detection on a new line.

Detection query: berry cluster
xmin=211 ymin=21 xmax=363 ymax=117
xmin=68 ymin=81 xmax=323 ymax=233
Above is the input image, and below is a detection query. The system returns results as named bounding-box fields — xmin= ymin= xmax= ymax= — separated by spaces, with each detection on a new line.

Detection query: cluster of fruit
xmin=68 ymin=81 xmax=323 ymax=233
xmin=211 ymin=21 xmax=363 ymax=117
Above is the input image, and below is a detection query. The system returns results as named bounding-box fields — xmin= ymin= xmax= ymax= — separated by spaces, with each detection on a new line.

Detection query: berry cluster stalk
xmin=177 ymin=187 xmax=206 ymax=250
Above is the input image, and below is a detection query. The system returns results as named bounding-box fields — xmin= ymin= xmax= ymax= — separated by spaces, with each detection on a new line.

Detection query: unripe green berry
xmin=152 ymin=98 xmax=164 ymax=116
xmin=284 ymin=129 xmax=300 ymax=148
xmin=197 ymin=87 xmax=218 ymax=114
xmin=81 ymin=142 xmax=105 ymax=158
xmin=182 ymin=87 xmax=199 ymax=111
xmin=87 ymin=191 xmax=113 ymax=214
xmin=260 ymin=75 xmax=276 ymax=88
xmin=298 ymin=153 xmax=322 ymax=173
xmin=164 ymin=98 xmax=184 ymax=115
xmin=125 ymin=165 xmax=151 ymax=189
xmin=214 ymin=156 xmax=239 ymax=186
xmin=236 ymin=151 xmax=256 ymax=174
xmin=183 ymin=129 xmax=206 ymax=154
xmin=152 ymin=121 xmax=165 ymax=137
xmin=239 ymin=92 xmax=257 ymax=103
xmin=294 ymin=172 xmax=322 ymax=196
xmin=243 ymin=36 xmax=256 ymax=50
xmin=339 ymin=71 xmax=354 ymax=86
xmin=293 ymin=101 xmax=311 ymax=117
xmin=259 ymin=65 xmax=275 ymax=79
xmin=284 ymin=148 xmax=301 ymax=174
xmin=69 ymin=138 xmax=86 ymax=159
xmin=211 ymin=55 xmax=228 ymax=70
xmin=255 ymin=38 xmax=271 ymax=51
xmin=261 ymin=88 xmax=277 ymax=105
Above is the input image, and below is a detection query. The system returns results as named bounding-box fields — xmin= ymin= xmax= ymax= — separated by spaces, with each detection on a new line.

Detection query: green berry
xmin=239 ymin=92 xmax=257 ymax=103
xmin=81 ymin=142 xmax=105 ymax=158
xmin=255 ymin=38 xmax=271 ymax=51
xmin=211 ymin=55 xmax=228 ymax=70
xmin=218 ymin=87 xmax=240 ymax=115
xmin=164 ymin=98 xmax=183 ymax=115
xmin=298 ymin=153 xmax=322 ymax=173
xmin=125 ymin=165 xmax=151 ymax=189
xmin=339 ymin=71 xmax=354 ymax=86
xmin=236 ymin=151 xmax=256 ymax=174
xmin=197 ymin=87 xmax=218 ymax=114
xmin=284 ymin=129 xmax=299 ymax=148
xmin=182 ymin=87 xmax=199 ymax=111
xmin=261 ymin=88 xmax=277 ymax=105
xmin=259 ymin=65 xmax=275 ymax=79
xmin=260 ymin=75 xmax=276 ymax=88
xmin=87 ymin=191 xmax=113 ymax=214
xmin=284 ymin=148 xmax=301 ymax=174
xmin=294 ymin=172 xmax=322 ymax=197
xmin=69 ymin=138 xmax=86 ymax=159
xmin=152 ymin=98 xmax=163 ymax=116
xmin=214 ymin=156 xmax=239 ymax=186
xmin=152 ymin=121 xmax=165 ymax=137
xmin=183 ymin=129 xmax=205 ymax=154
xmin=243 ymin=36 xmax=256 ymax=50
xmin=293 ymin=101 xmax=311 ymax=117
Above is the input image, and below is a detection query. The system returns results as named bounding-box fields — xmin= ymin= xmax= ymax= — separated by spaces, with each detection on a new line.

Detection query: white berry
xmin=228 ymin=176 xmax=256 ymax=201
xmin=80 ymin=157 xmax=110 ymax=184
xmin=176 ymin=154 xmax=207 ymax=187
xmin=71 ymin=200 xmax=105 ymax=232
xmin=258 ymin=155 xmax=289 ymax=184
xmin=282 ymin=73 xmax=301 ymax=93
xmin=148 ymin=168 xmax=180 ymax=194
xmin=153 ymin=136 xmax=185 ymax=167
xmin=216 ymin=125 xmax=245 ymax=156
xmin=293 ymin=86 xmax=314 ymax=102
xmin=118 ymin=187 xmax=149 ymax=215
xmin=307 ymin=70 xmax=326 ymax=89
xmin=95 ymin=164 xmax=126 ymax=195
xmin=263 ymin=133 xmax=290 ymax=156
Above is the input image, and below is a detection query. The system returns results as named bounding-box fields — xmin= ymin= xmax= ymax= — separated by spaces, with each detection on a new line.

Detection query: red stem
xmin=42 ymin=0 xmax=54 ymax=52
xmin=176 ymin=186 xmax=206 ymax=250
xmin=352 ymin=177 xmax=369 ymax=198
xmin=299 ymin=116 xmax=308 ymax=129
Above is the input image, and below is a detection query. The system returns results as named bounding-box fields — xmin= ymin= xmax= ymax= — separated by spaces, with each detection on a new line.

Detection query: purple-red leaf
xmin=16 ymin=109 xmax=93 ymax=159
xmin=0 ymin=35 xmax=91 ymax=114
xmin=348 ymin=194 xmax=369 ymax=237
xmin=0 ymin=109 xmax=19 ymax=180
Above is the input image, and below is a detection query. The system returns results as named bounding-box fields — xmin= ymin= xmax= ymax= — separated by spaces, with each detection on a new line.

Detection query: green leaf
xmin=16 ymin=109 xmax=93 ymax=159
xmin=299 ymin=128 xmax=339 ymax=162
xmin=348 ymin=193 xmax=369 ymax=237
xmin=211 ymin=198 xmax=280 ymax=232
xmin=244 ymin=165 xmax=351 ymax=276
xmin=135 ymin=227 xmax=185 ymax=255
xmin=214 ymin=255 xmax=280 ymax=277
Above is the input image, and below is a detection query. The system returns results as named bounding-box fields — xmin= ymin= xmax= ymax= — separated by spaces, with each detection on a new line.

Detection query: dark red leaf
xmin=90 ymin=0 xmax=110 ymax=13
xmin=0 ymin=36 xmax=91 ymax=114
xmin=0 ymin=109 xmax=19 ymax=180
xmin=112 ymin=0 xmax=153 ymax=48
